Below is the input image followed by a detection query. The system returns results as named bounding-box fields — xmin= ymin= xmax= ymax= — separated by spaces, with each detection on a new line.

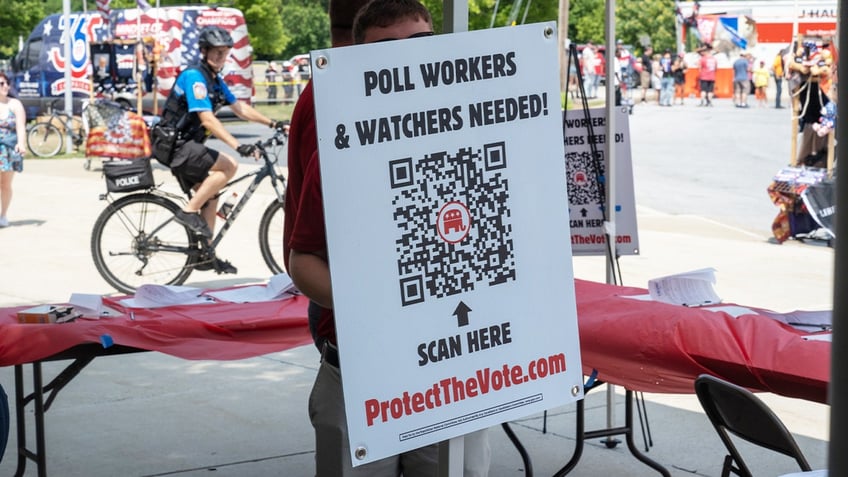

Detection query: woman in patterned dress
xmin=0 ymin=72 xmax=26 ymax=227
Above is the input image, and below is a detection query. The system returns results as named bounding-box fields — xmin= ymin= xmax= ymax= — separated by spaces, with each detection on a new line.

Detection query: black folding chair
xmin=694 ymin=374 xmax=812 ymax=477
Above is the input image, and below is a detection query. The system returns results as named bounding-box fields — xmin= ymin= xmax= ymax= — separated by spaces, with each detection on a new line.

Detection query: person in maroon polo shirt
xmin=285 ymin=1 xmax=494 ymax=475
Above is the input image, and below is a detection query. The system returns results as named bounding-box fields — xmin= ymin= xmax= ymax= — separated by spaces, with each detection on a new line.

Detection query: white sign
xmin=563 ymin=108 xmax=640 ymax=256
xmin=312 ymin=23 xmax=583 ymax=466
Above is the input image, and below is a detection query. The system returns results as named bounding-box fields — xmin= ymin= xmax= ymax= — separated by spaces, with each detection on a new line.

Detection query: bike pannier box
xmin=103 ymin=158 xmax=155 ymax=193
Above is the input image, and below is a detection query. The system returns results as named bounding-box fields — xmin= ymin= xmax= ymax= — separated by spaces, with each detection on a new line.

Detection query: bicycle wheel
xmin=27 ymin=122 xmax=63 ymax=158
xmin=91 ymin=194 xmax=198 ymax=294
xmin=258 ymin=199 xmax=285 ymax=274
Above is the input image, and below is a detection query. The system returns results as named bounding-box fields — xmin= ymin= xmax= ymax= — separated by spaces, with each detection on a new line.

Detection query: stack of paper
xmin=204 ymin=273 xmax=298 ymax=303
xmin=647 ymin=268 xmax=722 ymax=307
xmin=120 ymin=285 xmax=213 ymax=308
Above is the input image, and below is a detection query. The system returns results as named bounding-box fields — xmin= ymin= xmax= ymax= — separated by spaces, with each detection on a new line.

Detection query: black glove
xmin=269 ymin=119 xmax=288 ymax=132
xmin=236 ymin=144 xmax=257 ymax=157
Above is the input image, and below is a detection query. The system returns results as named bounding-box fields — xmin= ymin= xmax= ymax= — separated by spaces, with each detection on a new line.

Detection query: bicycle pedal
xmin=214 ymin=260 xmax=238 ymax=275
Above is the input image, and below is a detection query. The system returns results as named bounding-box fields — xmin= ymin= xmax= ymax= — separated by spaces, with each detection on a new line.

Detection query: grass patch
xmin=252 ymin=101 xmax=297 ymax=122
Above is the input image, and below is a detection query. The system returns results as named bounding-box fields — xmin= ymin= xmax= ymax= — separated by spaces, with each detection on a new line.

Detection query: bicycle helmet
xmin=198 ymin=26 xmax=234 ymax=49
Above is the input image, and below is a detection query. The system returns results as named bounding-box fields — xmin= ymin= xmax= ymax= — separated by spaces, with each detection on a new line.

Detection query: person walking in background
xmin=651 ymin=53 xmax=662 ymax=105
xmin=733 ymin=52 xmax=751 ymax=108
xmin=697 ymin=45 xmax=717 ymax=106
xmin=0 ymin=72 xmax=26 ymax=227
xmin=772 ymin=48 xmax=786 ymax=108
xmin=659 ymin=49 xmax=674 ymax=106
xmin=568 ymin=60 xmax=579 ymax=99
xmin=753 ymin=59 xmax=770 ymax=108
xmin=616 ymin=39 xmax=633 ymax=84
xmin=265 ymin=61 xmax=279 ymax=105
xmin=593 ymin=46 xmax=605 ymax=97
xmin=672 ymin=54 xmax=687 ymax=105
xmin=639 ymin=45 xmax=653 ymax=103
xmin=581 ymin=41 xmax=598 ymax=99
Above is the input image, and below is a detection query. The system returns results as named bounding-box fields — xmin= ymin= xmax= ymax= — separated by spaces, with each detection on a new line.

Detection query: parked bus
xmin=9 ymin=5 xmax=253 ymax=119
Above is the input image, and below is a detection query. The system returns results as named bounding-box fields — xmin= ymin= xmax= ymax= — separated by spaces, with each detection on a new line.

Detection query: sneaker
xmin=195 ymin=257 xmax=237 ymax=274
xmin=0 ymin=217 xmax=8 ymax=227
xmin=175 ymin=210 xmax=212 ymax=238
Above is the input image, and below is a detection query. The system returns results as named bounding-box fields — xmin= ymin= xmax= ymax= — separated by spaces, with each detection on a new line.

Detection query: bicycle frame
xmin=107 ymin=133 xmax=285 ymax=249
xmin=210 ymin=148 xmax=286 ymax=249
xmin=49 ymin=103 xmax=86 ymax=146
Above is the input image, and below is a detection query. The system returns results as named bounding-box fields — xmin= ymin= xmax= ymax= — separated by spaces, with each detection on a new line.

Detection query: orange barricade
xmin=684 ymin=68 xmax=734 ymax=99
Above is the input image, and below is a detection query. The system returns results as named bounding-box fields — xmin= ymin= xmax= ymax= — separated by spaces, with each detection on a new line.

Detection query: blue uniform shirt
xmin=167 ymin=66 xmax=237 ymax=141
xmin=172 ymin=67 xmax=237 ymax=114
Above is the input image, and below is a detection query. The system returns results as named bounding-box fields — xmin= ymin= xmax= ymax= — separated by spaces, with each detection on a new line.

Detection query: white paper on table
xmin=204 ymin=273 xmax=297 ymax=303
xmin=696 ymin=305 xmax=757 ymax=317
xmin=758 ymin=309 xmax=832 ymax=331
xmin=803 ymin=333 xmax=832 ymax=342
xmin=120 ymin=285 xmax=213 ymax=308
xmin=68 ymin=293 xmax=123 ymax=318
xmin=619 ymin=295 xmax=754 ymax=316
xmin=619 ymin=293 xmax=653 ymax=301
xmin=647 ymin=268 xmax=722 ymax=307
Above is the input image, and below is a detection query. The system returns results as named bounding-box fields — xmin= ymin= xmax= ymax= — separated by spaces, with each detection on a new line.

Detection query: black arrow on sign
xmin=453 ymin=301 xmax=472 ymax=327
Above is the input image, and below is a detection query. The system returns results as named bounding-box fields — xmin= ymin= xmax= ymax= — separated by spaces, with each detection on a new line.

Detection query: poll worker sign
xmin=312 ymin=22 xmax=583 ymax=466
xmin=563 ymin=108 xmax=640 ymax=256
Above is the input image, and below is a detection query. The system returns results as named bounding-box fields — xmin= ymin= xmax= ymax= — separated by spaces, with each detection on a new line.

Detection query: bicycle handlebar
xmin=254 ymin=127 xmax=289 ymax=153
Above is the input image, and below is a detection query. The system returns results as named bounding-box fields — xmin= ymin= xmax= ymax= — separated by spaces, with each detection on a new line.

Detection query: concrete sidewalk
xmin=0 ymin=100 xmax=833 ymax=476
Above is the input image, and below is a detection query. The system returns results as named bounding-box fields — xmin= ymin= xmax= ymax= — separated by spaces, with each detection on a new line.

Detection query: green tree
xmin=421 ymin=0 xmax=559 ymax=32
xmin=617 ymin=0 xmax=676 ymax=54
xmin=0 ymin=0 xmax=46 ymax=58
xmin=279 ymin=2 xmax=330 ymax=60
xmin=234 ymin=0 xmax=288 ymax=59
xmin=568 ymin=0 xmax=605 ymax=44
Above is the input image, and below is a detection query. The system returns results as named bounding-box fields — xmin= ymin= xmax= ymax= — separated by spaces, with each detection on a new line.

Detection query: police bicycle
xmin=90 ymin=129 xmax=288 ymax=294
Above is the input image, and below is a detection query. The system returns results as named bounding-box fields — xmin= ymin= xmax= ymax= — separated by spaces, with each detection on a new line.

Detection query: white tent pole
xmin=604 ymin=0 xmax=619 ymax=441
xmin=63 ymin=0 xmax=73 ymax=153
xmin=828 ymin=3 xmax=846 ymax=475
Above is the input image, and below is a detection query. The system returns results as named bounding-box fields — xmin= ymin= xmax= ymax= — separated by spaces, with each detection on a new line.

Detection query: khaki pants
xmin=308 ymin=360 xmax=491 ymax=476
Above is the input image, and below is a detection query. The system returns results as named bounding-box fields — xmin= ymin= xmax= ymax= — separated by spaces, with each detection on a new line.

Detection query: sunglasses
xmin=375 ymin=31 xmax=434 ymax=43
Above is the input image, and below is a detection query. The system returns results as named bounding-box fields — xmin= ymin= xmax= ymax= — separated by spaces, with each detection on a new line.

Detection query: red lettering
xmin=365 ymin=399 xmax=381 ymax=426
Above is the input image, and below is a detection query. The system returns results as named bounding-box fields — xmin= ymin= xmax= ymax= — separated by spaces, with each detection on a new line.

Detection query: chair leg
xmin=722 ymin=454 xmax=750 ymax=477
xmin=721 ymin=454 xmax=732 ymax=477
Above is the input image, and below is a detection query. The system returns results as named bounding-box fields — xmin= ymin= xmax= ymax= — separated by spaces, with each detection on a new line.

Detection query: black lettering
xmin=505 ymin=51 xmax=517 ymax=75
xmin=441 ymin=61 xmax=455 ymax=85
xmin=355 ymin=119 xmax=377 ymax=145
xmin=363 ymin=70 xmax=379 ymax=96
xmin=417 ymin=343 xmax=428 ymax=366
xmin=419 ymin=62 xmax=440 ymax=87
xmin=468 ymin=56 xmax=482 ymax=80
xmin=455 ymin=58 xmax=469 ymax=83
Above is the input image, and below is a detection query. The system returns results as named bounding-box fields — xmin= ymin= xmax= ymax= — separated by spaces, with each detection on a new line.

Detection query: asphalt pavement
xmin=0 ymin=97 xmax=834 ymax=476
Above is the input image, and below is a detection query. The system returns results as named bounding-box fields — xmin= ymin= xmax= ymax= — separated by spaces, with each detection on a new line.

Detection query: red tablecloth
xmin=0 ymin=295 xmax=313 ymax=365
xmin=575 ymin=279 xmax=830 ymax=404
xmin=0 ymin=282 xmax=830 ymax=404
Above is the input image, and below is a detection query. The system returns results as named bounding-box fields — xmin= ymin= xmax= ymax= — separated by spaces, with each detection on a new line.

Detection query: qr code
xmin=565 ymin=150 xmax=605 ymax=206
xmin=390 ymin=142 xmax=516 ymax=307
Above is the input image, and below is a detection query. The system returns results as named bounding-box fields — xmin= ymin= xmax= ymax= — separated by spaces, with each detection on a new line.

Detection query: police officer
xmin=159 ymin=26 xmax=285 ymax=273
